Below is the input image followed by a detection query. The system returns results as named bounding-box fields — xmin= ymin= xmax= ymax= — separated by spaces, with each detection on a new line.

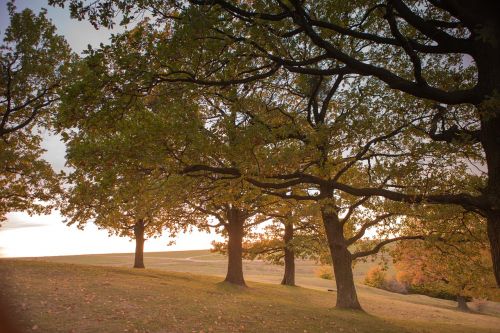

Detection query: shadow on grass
xmin=215 ymin=280 xmax=249 ymax=292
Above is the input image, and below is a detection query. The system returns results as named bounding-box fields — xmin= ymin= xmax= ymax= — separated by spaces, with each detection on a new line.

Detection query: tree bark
xmin=457 ymin=295 xmax=470 ymax=312
xmin=224 ymin=207 xmax=247 ymax=286
xmin=486 ymin=209 xmax=500 ymax=286
xmin=321 ymin=202 xmax=362 ymax=310
xmin=478 ymin=88 xmax=500 ymax=287
xmin=472 ymin=4 xmax=500 ymax=286
xmin=133 ymin=220 xmax=145 ymax=269
xmin=281 ymin=221 xmax=296 ymax=286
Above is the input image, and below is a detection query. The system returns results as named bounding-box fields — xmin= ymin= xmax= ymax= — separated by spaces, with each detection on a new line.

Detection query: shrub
xmin=407 ymin=285 xmax=467 ymax=301
xmin=364 ymin=266 xmax=387 ymax=288
xmin=364 ymin=266 xmax=408 ymax=294
xmin=315 ymin=265 xmax=334 ymax=280
xmin=384 ymin=277 xmax=408 ymax=294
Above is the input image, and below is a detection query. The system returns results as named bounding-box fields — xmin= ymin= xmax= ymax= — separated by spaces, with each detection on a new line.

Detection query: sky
xmin=0 ymin=0 xmax=223 ymax=257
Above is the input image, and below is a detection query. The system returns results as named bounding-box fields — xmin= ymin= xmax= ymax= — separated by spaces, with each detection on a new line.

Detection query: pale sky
xmin=0 ymin=0 xmax=222 ymax=257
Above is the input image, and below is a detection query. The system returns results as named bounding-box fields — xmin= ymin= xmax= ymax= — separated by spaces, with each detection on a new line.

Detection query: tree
xmin=54 ymin=32 xmax=200 ymax=268
xmin=58 ymin=23 xmax=470 ymax=307
xmin=47 ymin=1 xmax=497 ymax=312
xmin=187 ymin=189 xmax=267 ymax=287
xmin=171 ymin=92 xmax=284 ymax=286
xmin=0 ymin=132 xmax=60 ymax=222
xmin=49 ymin=0 xmax=500 ymax=287
xmin=55 ymin=28 xmax=277 ymax=285
xmin=1 ymin=3 xmax=71 ymax=137
xmin=242 ymin=199 xmax=325 ymax=286
xmin=64 ymin=186 xmax=171 ymax=269
xmin=0 ymin=3 xmax=71 ymax=222
xmin=60 ymin=101 xmax=190 ymax=268
xmin=393 ymin=212 xmax=498 ymax=311
xmin=167 ymin=159 xmax=272 ymax=287
xmin=182 ymin=71 xmax=475 ymax=309
xmin=62 ymin=163 xmax=178 ymax=269
xmin=213 ymin=0 xmax=498 ymax=288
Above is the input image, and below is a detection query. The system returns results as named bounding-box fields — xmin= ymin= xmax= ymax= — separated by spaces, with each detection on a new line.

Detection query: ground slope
xmin=22 ymin=250 xmax=500 ymax=316
xmin=0 ymin=259 xmax=499 ymax=333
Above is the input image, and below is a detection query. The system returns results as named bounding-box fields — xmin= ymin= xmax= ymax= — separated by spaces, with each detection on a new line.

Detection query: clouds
xmin=1 ymin=220 xmax=47 ymax=230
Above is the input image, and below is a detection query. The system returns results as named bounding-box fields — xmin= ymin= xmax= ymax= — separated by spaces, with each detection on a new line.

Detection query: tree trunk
xmin=224 ymin=207 xmax=246 ymax=286
xmin=474 ymin=8 xmax=500 ymax=287
xmin=478 ymin=104 xmax=500 ymax=286
xmin=133 ymin=220 xmax=145 ymax=269
xmin=478 ymin=81 xmax=500 ymax=286
xmin=281 ymin=221 xmax=296 ymax=286
xmin=486 ymin=209 xmax=500 ymax=286
xmin=321 ymin=203 xmax=362 ymax=310
xmin=457 ymin=295 xmax=470 ymax=312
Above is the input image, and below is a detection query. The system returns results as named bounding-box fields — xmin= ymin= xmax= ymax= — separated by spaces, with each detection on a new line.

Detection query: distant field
xmin=1 ymin=251 xmax=499 ymax=332
xmin=16 ymin=250 xmax=384 ymax=290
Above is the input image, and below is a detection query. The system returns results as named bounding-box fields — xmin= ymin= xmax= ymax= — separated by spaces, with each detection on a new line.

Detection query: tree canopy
xmin=0 ymin=4 xmax=72 ymax=222
xmin=0 ymin=0 xmax=496 ymax=314
xmin=46 ymin=0 xmax=500 ymax=288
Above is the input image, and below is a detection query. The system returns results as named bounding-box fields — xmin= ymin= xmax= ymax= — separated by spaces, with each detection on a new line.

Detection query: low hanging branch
xmin=351 ymin=235 xmax=425 ymax=259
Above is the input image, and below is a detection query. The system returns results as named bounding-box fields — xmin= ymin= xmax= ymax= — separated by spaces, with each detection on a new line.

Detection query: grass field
xmin=1 ymin=250 xmax=499 ymax=332
xmin=13 ymin=250 xmax=386 ymax=290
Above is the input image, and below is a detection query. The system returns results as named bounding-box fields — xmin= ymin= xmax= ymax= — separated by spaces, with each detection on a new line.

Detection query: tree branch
xmin=351 ymin=235 xmax=424 ymax=259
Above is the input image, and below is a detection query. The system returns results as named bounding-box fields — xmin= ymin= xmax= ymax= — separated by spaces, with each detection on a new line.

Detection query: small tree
xmin=61 ymin=121 xmax=183 ymax=269
xmin=392 ymin=213 xmax=498 ymax=311
xmin=242 ymin=200 xmax=326 ymax=286
xmin=364 ymin=266 xmax=387 ymax=289
xmin=62 ymin=172 xmax=177 ymax=269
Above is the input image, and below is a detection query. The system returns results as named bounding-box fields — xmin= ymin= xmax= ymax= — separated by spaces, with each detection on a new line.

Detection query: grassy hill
xmin=12 ymin=249 xmax=387 ymax=289
xmin=0 ymin=251 xmax=499 ymax=332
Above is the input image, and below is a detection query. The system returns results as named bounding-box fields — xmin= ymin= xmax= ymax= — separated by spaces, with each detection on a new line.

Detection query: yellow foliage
xmin=315 ymin=265 xmax=334 ymax=280
xmin=364 ymin=266 xmax=387 ymax=288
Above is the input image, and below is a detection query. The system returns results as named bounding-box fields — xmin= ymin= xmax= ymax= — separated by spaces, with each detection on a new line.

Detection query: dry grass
xmin=1 ymin=257 xmax=499 ymax=333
